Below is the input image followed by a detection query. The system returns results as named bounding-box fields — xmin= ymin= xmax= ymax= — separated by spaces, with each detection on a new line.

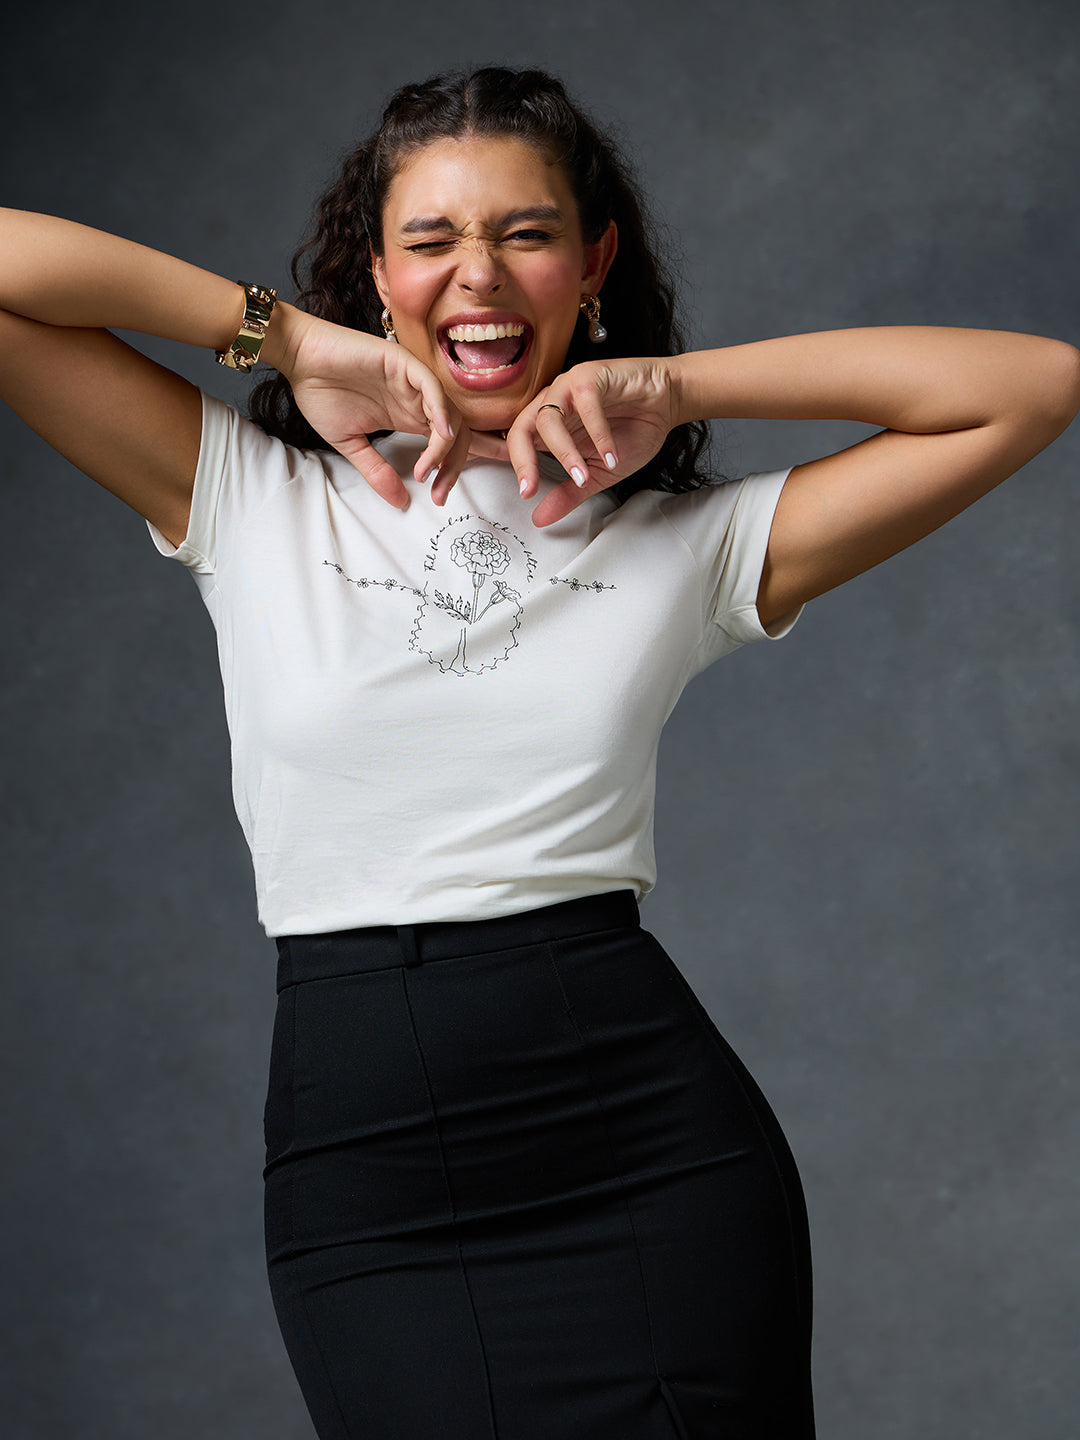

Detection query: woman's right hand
xmin=0 ymin=210 xmax=507 ymax=537
xmin=281 ymin=309 xmax=479 ymax=511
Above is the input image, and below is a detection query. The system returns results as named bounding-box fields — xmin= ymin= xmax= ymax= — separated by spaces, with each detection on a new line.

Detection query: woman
xmin=1 ymin=65 xmax=1076 ymax=1440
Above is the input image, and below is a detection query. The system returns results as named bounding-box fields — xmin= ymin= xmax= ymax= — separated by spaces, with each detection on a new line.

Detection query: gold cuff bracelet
xmin=215 ymin=282 xmax=278 ymax=372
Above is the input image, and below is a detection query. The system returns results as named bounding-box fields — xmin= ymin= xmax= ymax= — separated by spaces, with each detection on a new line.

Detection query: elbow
xmin=1031 ymin=339 xmax=1080 ymax=435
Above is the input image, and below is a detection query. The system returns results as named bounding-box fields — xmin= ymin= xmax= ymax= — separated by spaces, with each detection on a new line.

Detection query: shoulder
xmin=608 ymin=477 xmax=744 ymax=547
xmin=645 ymin=470 xmax=796 ymax=548
xmin=219 ymin=395 xmax=324 ymax=475
xmin=150 ymin=394 xmax=346 ymax=573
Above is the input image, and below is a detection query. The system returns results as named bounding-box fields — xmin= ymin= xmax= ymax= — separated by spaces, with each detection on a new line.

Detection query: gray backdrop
xmin=2 ymin=1 xmax=1077 ymax=1436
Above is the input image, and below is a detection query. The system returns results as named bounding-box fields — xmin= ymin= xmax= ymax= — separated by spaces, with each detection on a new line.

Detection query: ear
xmin=371 ymin=246 xmax=391 ymax=308
xmin=581 ymin=220 xmax=618 ymax=295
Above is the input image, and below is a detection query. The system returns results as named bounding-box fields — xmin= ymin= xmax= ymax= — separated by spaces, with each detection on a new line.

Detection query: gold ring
xmin=538 ymin=403 xmax=565 ymax=418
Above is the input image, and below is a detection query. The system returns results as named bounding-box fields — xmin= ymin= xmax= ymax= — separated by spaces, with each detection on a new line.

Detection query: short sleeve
xmin=659 ymin=468 xmax=804 ymax=647
xmin=144 ymin=389 xmax=300 ymax=576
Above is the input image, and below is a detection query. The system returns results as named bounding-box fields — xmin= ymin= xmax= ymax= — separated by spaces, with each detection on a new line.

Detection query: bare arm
xmin=0 ymin=208 xmax=312 ymax=545
xmin=668 ymin=328 xmax=1080 ymax=626
xmin=508 ymin=327 xmax=1079 ymax=608
xmin=0 ymin=210 xmax=464 ymax=546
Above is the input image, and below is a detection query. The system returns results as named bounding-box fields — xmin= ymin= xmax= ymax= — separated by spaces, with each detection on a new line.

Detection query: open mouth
xmin=438 ymin=320 xmax=533 ymax=388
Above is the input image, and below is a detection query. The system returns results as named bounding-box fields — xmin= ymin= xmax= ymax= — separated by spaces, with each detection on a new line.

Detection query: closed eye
xmin=405 ymin=230 xmax=555 ymax=252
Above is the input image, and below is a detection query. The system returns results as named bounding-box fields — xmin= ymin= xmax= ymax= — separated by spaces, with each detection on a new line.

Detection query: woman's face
xmin=372 ymin=134 xmax=617 ymax=434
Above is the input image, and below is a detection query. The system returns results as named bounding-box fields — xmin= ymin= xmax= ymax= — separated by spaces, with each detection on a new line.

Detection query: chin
xmin=457 ymin=391 xmax=535 ymax=436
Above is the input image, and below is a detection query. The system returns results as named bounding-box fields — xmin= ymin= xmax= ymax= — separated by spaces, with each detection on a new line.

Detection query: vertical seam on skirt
xmin=724 ymin=1060 xmax=813 ymax=1388
xmin=545 ymin=942 xmax=672 ymax=1410
xmin=398 ymin=963 xmax=501 ymax=1440
xmin=658 ymin=1377 xmax=693 ymax=1440
xmin=668 ymin=963 xmax=813 ymax=1355
xmin=663 ymin=955 xmax=816 ymax=1432
xmin=287 ymin=987 xmax=355 ymax=1440
xmin=294 ymin=1274 xmax=356 ymax=1439
xmin=288 ymin=985 xmax=298 ymax=1250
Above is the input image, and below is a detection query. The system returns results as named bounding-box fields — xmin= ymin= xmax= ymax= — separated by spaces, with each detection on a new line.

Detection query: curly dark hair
xmin=248 ymin=65 xmax=713 ymax=502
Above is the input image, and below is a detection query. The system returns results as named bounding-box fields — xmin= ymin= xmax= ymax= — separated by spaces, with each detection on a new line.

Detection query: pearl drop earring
xmin=579 ymin=294 xmax=607 ymax=343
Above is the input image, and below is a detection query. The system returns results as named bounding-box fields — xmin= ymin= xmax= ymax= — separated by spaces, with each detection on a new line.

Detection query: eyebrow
xmin=398 ymin=205 xmax=565 ymax=236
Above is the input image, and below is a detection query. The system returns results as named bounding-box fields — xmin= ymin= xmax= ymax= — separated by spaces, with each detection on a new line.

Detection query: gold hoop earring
xmin=381 ymin=307 xmax=398 ymax=342
xmin=579 ymin=294 xmax=607 ymax=343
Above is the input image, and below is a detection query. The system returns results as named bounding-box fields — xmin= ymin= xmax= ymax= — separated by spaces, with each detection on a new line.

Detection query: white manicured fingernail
xmin=571 ymin=466 xmax=587 ymax=487
xmin=605 ymin=452 xmax=617 ymax=470
xmin=422 ymin=467 xmax=439 ymax=485
xmin=519 ymin=476 xmax=528 ymax=496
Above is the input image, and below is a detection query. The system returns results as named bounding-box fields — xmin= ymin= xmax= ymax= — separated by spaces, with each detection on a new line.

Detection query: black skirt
xmin=263 ymin=890 xmax=815 ymax=1439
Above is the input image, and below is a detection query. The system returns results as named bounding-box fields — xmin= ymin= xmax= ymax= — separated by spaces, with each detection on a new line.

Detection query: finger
xmin=415 ymin=366 xmax=457 ymax=444
xmin=335 ymin=437 xmax=412 ymax=510
xmin=505 ymin=418 xmax=543 ymax=499
xmin=413 ymin=430 xmax=454 ymax=486
xmin=429 ymin=423 xmax=472 ymax=506
xmin=571 ymin=387 xmax=619 ymax=473
xmin=414 ymin=386 xmax=460 ymax=483
xmin=529 ymin=477 xmax=592 ymax=528
xmin=466 ymin=430 xmax=512 ymax=464
xmin=535 ymin=402 xmax=592 ymax=490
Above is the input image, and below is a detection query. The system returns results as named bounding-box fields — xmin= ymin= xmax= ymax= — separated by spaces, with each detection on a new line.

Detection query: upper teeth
xmin=446 ymin=322 xmax=526 ymax=341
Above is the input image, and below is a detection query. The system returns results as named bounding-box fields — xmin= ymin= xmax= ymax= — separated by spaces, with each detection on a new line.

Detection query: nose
xmin=457 ymin=238 xmax=504 ymax=295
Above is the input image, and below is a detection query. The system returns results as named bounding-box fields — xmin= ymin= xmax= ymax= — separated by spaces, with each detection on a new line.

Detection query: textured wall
xmin=2 ymin=1 xmax=1077 ymax=1436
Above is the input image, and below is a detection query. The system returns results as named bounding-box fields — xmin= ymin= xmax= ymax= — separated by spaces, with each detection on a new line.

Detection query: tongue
xmin=453 ymin=336 xmax=522 ymax=370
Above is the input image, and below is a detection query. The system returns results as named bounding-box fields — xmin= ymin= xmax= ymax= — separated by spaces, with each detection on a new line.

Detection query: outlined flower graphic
xmin=426 ymin=530 xmax=515 ymax=672
xmin=446 ymin=531 xmax=512 ymax=625
xmin=324 ymin=516 xmax=611 ymax=677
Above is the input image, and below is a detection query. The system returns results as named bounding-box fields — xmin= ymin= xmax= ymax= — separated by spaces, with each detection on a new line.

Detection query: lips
xmin=436 ymin=316 xmax=534 ymax=391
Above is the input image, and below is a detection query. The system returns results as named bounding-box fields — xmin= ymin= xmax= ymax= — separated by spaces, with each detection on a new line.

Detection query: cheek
xmin=530 ymin=260 xmax=584 ymax=354
xmin=383 ymin=262 xmax=442 ymax=326
xmin=532 ymin=256 xmax=583 ymax=315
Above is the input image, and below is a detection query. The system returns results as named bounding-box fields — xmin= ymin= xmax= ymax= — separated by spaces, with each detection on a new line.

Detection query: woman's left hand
xmin=503 ymin=357 xmax=680 ymax=526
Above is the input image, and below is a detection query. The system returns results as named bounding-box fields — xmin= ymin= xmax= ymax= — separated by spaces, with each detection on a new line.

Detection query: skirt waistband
xmin=274 ymin=890 xmax=641 ymax=990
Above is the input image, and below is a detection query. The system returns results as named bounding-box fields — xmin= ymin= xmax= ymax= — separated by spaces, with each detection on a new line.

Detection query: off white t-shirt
xmin=147 ymin=390 xmax=803 ymax=934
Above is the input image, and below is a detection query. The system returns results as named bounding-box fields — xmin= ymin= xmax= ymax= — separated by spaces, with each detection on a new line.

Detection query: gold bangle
xmin=215 ymin=282 xmax=277 ymax=372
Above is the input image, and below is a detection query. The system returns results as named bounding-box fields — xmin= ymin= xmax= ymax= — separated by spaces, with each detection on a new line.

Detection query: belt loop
xmin=397 ymin=924 xmax=423 ymax=968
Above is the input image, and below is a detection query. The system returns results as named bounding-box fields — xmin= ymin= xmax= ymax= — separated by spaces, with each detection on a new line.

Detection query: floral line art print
xmin=431 ymin=530 xmax=520 ymax=673
xmin=548 ymin=576 xmax=617 ymax=592
xmin=323 ymin=514 xmax=614 ymax=677
xmin=321 ymin=561 xmax=423 ymax=597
